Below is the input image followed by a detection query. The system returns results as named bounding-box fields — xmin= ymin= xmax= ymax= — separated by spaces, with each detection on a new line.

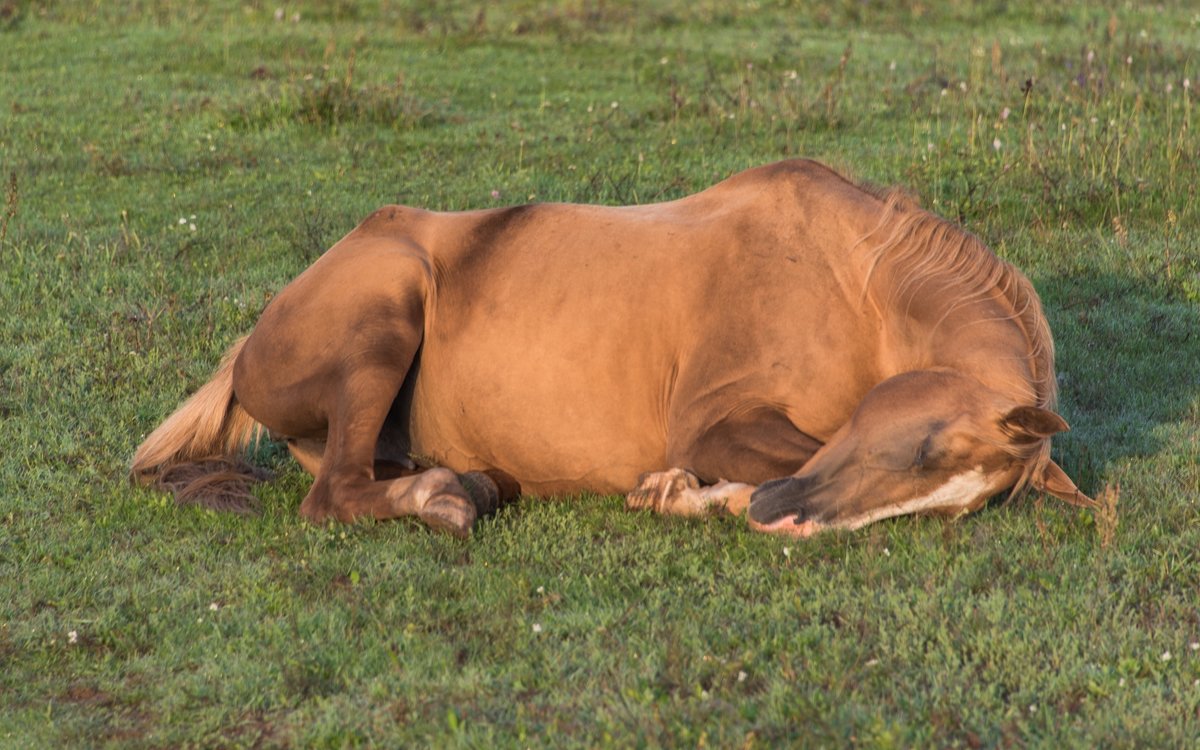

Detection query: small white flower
xmin=1000 ymin=107 xmax=1011 ymax=120
xmin=209 ymin=602 xmax=219 ymax=611
xmin=610 ymin=101 xmax=619 ymax=109
xmin=178 ymin=217 xmax=187 ymax=225
xmin=737 ymin=670 xmax=748 ymax=682
xmin=1028 ymin=703 xmax=1037 ymax=714
xmin=888 ymin=61 xmax=896 ymax=71
xmin=883 ymin=547 xmax=890 ymax=557
xmin=274 ymin=7 xmax=284 ymax=21
xmin=993 ymin=138 xmax=1002 ymax=151
xmin=1189 ymin=642 xmax=1198 ymax=650
xmin=532 ymin=623 xmax=542 ymax=634
xmin=536 ymin=585 xmax=544 ymax=594
xmin=68 ymin=630 xmax=78 ymax=644
xmin=659 ymin=56 xmax=669 ymax=65
xmin=782 ymin=547 xmax=791 ymax=558
xmin=189 ymin=223 xmax=196 ymax=232
xmin=1184 ymin=79 xmax=1191 ymax=90
xmin=1087 ymin=50 xmax=1095 ymax=63
xmin=1161 ymin=650 xmax=1172 ymax=662
xmin=865 ymin=658 xmax=879 ymax=667
xmin=1119 ymin=677 xmax=1126 ymax=686
xmin=958 ymin=81 xmax=967 ymax=92
xmin=1125 ymin=56 xmax=1133 ymax=65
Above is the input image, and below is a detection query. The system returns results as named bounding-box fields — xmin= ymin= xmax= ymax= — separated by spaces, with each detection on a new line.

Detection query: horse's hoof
xmin=457 ymin=471 xmax=506 ymax=517
xmin=481 ymin=469 xmax=521 ymax=507
xmin=420 ymin=493 xmax=477 ymax=538
xmin=625 ymin=468 xmax=700 ymax=512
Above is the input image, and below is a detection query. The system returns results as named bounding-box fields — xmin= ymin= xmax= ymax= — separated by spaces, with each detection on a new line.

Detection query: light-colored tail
xmin=131 ymin=336 xmax=268 ymax=512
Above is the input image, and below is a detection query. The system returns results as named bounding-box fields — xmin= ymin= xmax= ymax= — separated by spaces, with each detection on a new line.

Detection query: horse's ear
xmin=1001 ymin=406 xmax=1069 ymax=443
xmin=1034 ymin=459 xmax=1097 ymax=509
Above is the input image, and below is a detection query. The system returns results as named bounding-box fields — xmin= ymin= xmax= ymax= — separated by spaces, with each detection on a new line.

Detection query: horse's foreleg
xmin=625 ymin=405 xmax=822 ymax=523
xmin=625 ymin=470 xmax=826 ymax=537
xmin=626 ymin=468 xmax=755 ymax=517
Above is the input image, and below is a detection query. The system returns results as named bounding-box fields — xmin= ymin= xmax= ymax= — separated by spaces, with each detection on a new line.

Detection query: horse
xmin=131 ymin=159 xmax=1095 ymax=538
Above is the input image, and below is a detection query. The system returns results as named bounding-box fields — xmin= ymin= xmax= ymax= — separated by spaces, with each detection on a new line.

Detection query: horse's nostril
xmin=748 ymin=476 xmax=817 ymax=524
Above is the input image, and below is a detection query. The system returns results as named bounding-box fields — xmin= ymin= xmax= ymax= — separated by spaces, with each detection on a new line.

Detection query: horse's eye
xmin=913 ymin=436 xmax=934 ymax=468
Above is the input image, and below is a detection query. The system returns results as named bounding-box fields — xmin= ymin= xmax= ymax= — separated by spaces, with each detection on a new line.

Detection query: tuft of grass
xmin=225 ymin=42 xmax=449 ymax=133
xmin=0 ymin=170 xmax=17 ymax=249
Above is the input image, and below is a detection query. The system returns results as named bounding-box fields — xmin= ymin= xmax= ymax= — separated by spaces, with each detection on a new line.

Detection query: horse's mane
xmin=858 ymin=188 xmax=1057 ymax=494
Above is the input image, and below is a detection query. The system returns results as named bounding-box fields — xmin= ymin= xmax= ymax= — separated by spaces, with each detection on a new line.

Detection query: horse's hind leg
xmin=276 ymin=382 xmax=484 ymax=530
xmin=233 ymin=246 xmax=507 ymax=534
xmin=287 ymin=438 xmax=325 ymax=477
xmin=288 ymin=361 xmax=516 ymax=534
xmin=287 ymin=434 xmax=417 ymax=480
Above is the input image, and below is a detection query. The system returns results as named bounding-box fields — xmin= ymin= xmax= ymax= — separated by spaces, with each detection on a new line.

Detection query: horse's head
xmin=747 ymin=369 xmax=1093 ymax=536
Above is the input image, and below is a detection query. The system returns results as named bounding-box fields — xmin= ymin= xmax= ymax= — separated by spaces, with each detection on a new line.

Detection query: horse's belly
xmin=405 ymin=350 xmax=667 ymax=496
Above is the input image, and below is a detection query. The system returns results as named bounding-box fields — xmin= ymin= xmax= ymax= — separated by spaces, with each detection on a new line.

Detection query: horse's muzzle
xmin=747 ymin=475 xmax=821 ymax=526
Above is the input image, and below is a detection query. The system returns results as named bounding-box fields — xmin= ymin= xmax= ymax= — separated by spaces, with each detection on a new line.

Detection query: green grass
xmin=2 ymin=0 xmax=1199 ymax=746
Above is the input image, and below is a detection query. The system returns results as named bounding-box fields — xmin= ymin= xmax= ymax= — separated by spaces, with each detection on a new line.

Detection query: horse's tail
xmin=130 ymin=336 xmax=269 ymax=513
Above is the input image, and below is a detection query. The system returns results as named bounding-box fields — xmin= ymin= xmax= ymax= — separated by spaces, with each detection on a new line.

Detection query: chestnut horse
xmin=132 ymin=159 xmax=1094 ymax=537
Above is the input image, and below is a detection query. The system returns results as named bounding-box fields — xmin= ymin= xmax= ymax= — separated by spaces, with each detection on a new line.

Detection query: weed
xmin=0 ymin=171 xmax=16 ymax=249
xmin=1094 ymin=482 xmax=1120 ymax=550
xmin=226 ymin=46 xmax=447 ymax=132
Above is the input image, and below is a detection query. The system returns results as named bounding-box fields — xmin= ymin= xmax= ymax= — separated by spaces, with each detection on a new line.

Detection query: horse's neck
xmin=876 ymin=277 xmax=1039 ymax=406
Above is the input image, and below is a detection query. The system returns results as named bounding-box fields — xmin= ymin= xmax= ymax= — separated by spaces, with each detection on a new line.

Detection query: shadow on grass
xmin=1038 ymin=271 xmax=1200 ymax=493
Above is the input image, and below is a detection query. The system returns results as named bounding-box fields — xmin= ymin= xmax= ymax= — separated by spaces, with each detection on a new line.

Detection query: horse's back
xmin=395 ymin=161 xmax=885 ymax=492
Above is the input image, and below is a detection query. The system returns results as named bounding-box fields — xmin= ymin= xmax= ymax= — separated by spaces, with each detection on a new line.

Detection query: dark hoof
xmin=481 ymin=469 xmax=521 ymax=507
xmin=420 ymin=494 xmax=477 ymax=538
xmin=457 ymin=470 xmax=521 ymax=517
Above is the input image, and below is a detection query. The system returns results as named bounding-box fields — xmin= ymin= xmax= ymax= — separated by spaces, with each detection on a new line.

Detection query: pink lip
xmin=747 ymin=514 xmax=825 ymax=537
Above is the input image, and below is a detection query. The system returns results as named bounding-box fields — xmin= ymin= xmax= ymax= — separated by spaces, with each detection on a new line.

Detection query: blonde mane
xmin=859 ymin=189 xmax=1058 ymax=493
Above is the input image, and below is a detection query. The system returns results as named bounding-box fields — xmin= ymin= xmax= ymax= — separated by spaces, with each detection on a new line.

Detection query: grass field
xmin=2 ymin=0 xmax=1199 ymax=746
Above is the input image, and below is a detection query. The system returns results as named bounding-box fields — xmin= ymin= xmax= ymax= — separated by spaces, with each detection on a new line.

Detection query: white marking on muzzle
xmin=838 ymin=468 xmax=996 ymax=531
